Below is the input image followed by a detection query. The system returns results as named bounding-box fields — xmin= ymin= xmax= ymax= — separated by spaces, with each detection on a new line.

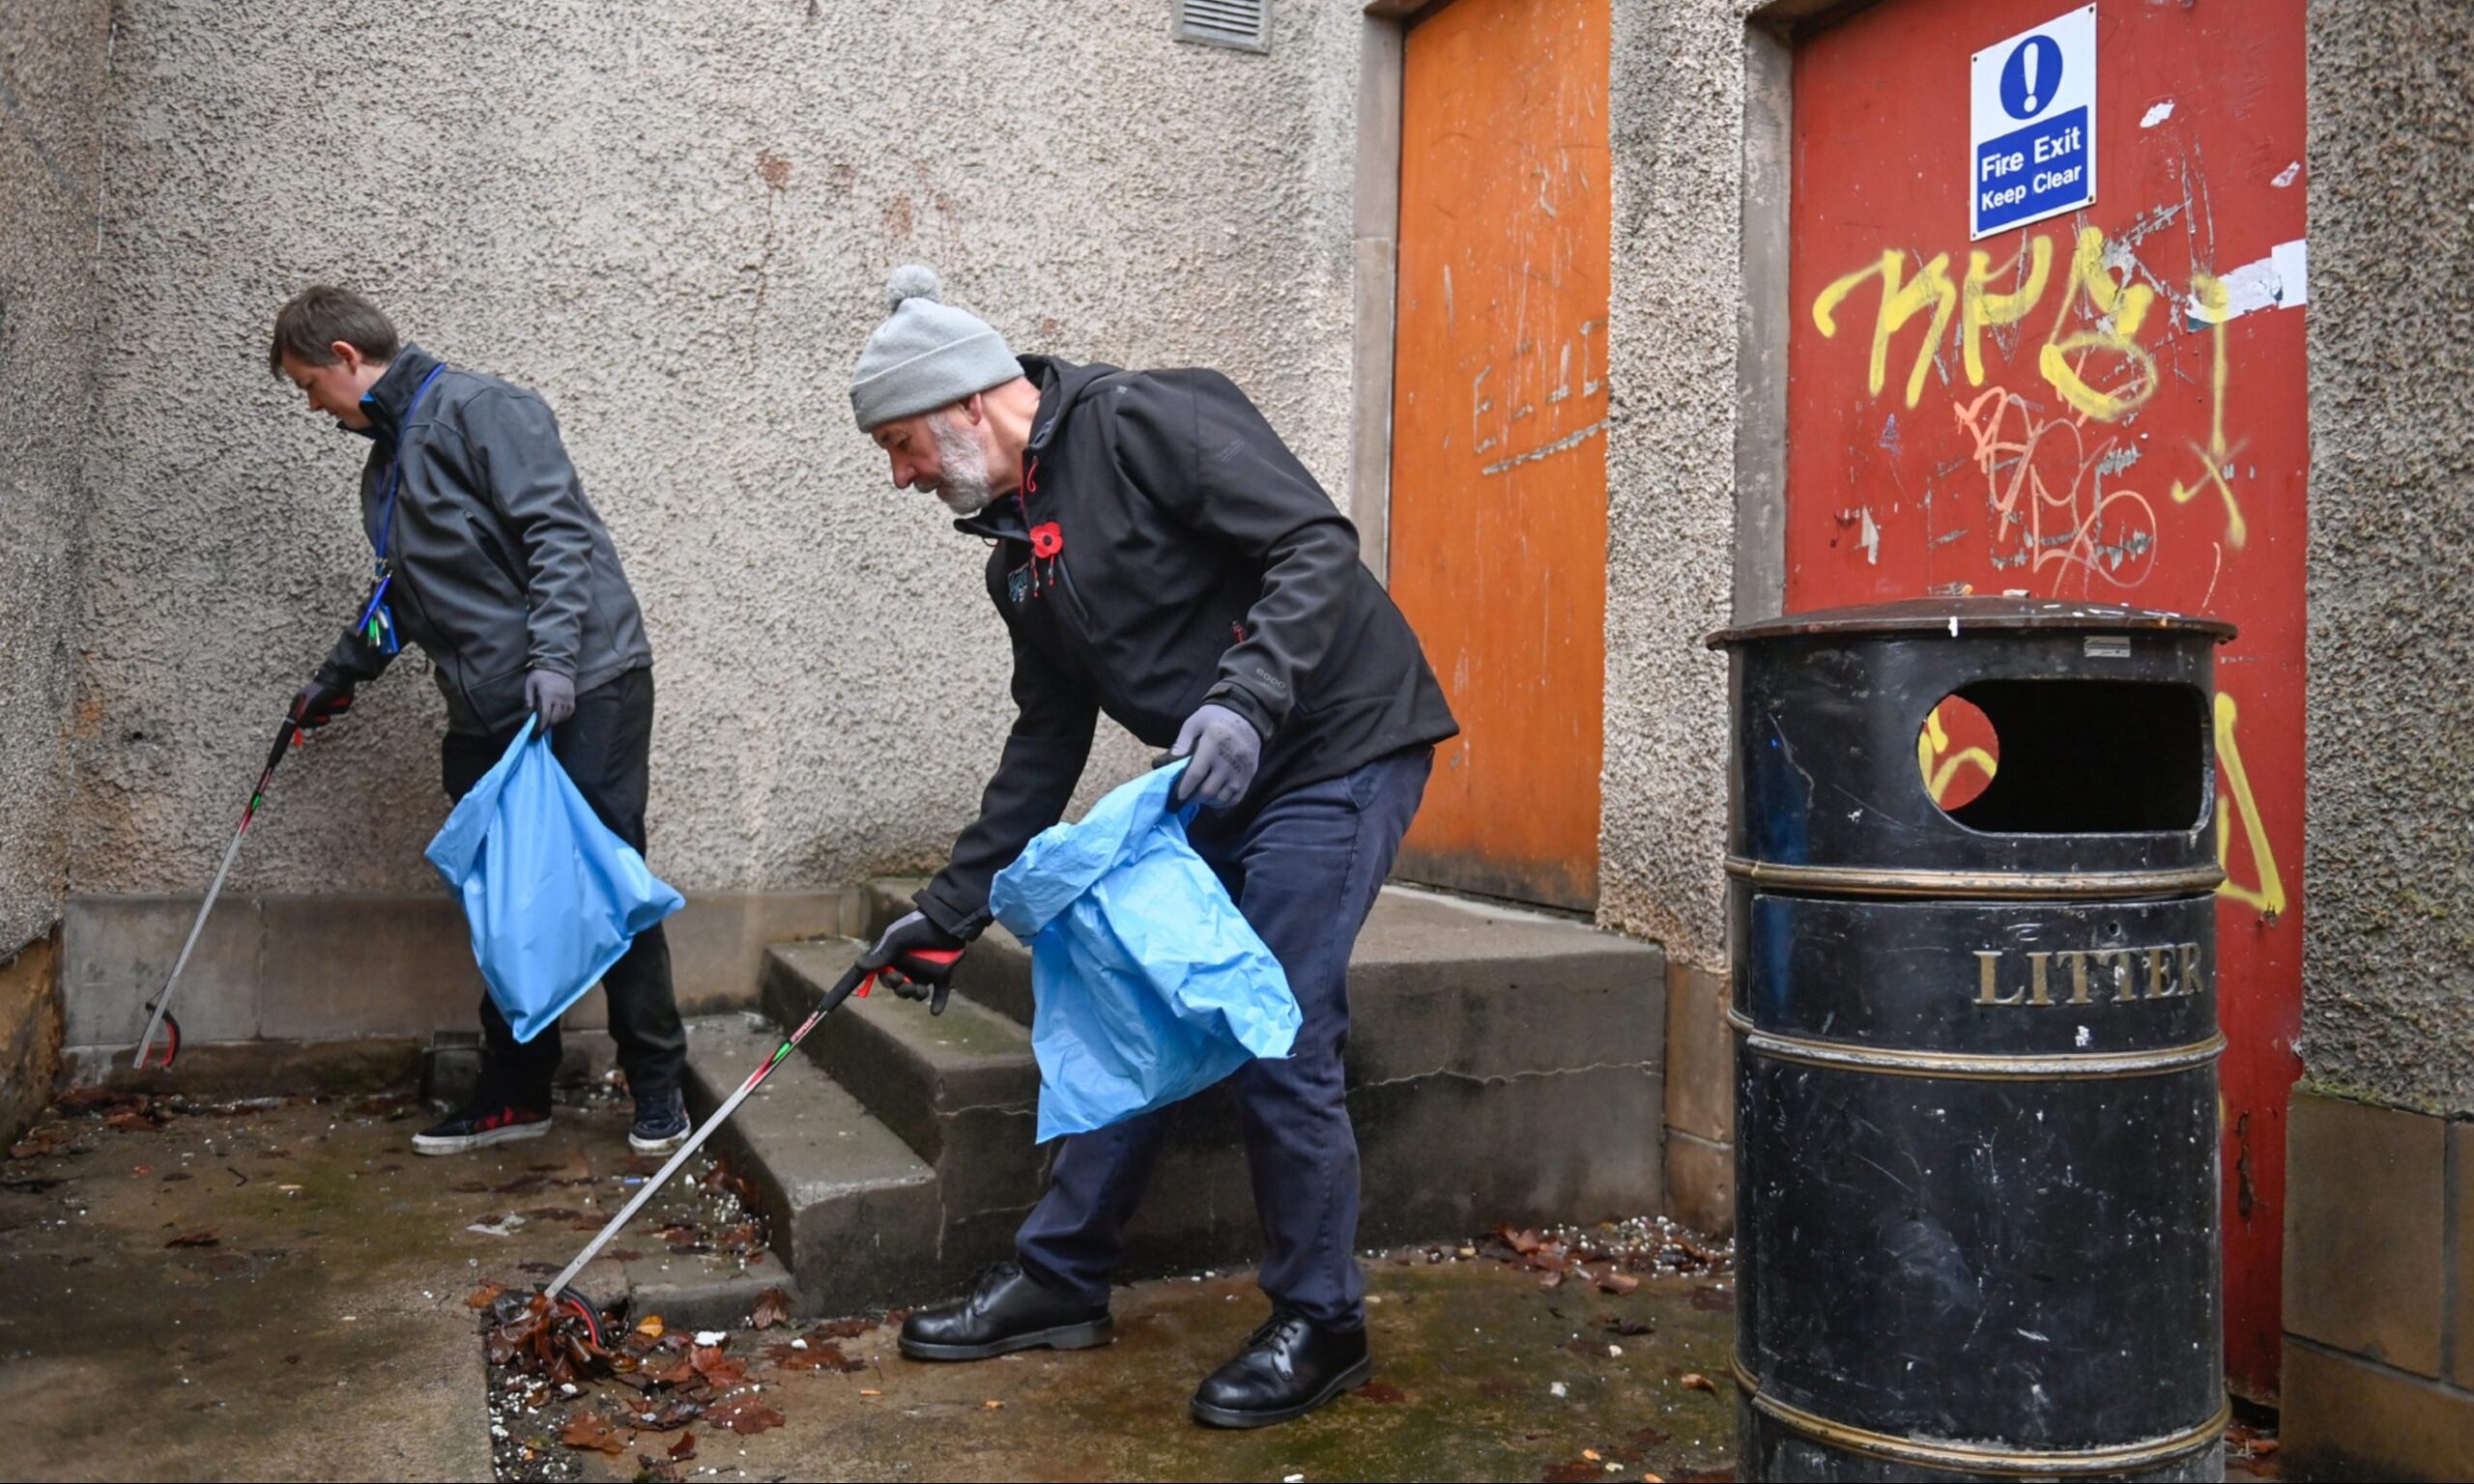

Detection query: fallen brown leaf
xmin=702 ymin=1394 xmax=785 ymax=1436
xmin=690 ymin=1346 xmax=749 ymax=1387
xmin=1680 ymin=1372 xmax=1715 ymax=1392
xmin=983 ymin=1398 xmax=1004 ymax=1411
xmin=165 ymin=1231 xmax=219 ymax=1248
xmin=810 ymin=1317 xmax=877 ymax=1339
xmin=751 ymin=1287 xmax=791 ymax=1330
xmin=1603 ymin=1316 xmax=1654 ymax=1338
xmin=1597 ymin=1272 xmax=1640 ymax=1296
xmin=558 ymin=1412 xmax=632 ymax=1455
xmin=669 ymin=1431 xmax=698 ymax=1462
xmin=635 ymin=1315 xmax=665 ymax=1339
xmin=465 ymin=1282 xmax=508 ymax=1309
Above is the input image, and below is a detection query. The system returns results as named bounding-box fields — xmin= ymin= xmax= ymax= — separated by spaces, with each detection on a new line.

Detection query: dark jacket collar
xmin=355 ymin=343 xmax=444 ymax=439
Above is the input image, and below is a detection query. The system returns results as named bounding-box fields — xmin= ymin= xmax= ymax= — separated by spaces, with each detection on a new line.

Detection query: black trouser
xmin=440 ymin=666 xmax=685 ymax=1113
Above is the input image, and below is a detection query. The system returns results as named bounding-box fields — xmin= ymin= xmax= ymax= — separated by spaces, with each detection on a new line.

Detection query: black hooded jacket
xmin=912 ymin=356 xmax=1458 ymax=939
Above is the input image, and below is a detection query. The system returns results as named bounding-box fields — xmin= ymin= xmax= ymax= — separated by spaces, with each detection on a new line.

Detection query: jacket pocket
xmin=465 ymin=511 xmax=527 ymax=596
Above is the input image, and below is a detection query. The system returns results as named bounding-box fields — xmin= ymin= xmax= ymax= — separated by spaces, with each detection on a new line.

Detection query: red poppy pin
xmin=1030 ymin=523 xmax=1064 ymax=559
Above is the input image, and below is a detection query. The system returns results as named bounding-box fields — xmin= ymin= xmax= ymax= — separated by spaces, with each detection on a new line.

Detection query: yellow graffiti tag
xmin=2170 ymin=272 xmax=2249 ymax=549
xmin=1916 ymin=704 xmax=1999 ymax=806
xmin=1818 ymin=226 xmax=2178 ymax=423
xmin=1963 ymin=236 xmax=2055 ymax=387
xmin=2039 ymin=227 xmax=2160 ymax=422
xmin=2213 ymin=691 xmax=2286 ymax=918
xmin=1814 ymin=251 xmax=1959 ymax=410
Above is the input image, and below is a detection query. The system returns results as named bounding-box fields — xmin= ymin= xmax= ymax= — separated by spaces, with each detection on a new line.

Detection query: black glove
xmin=525 ymin=670 xmax=576 ymax=731
xmin=1170 ymin=701 xmax=1262 ymax=809
xmin=855 ymin=910 xmax=968 ymax=1014
xmin=290 ymin=677 xmax=356 ymax=731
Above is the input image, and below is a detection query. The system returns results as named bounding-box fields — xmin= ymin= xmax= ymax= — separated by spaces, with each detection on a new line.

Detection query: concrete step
xmin=818 ymin=885 xmax=1665 ymax=1280
xmin=763 ymin=942 xmax=1048 ymax=1249
xmin=677 ymin=1013 xmax=941 ymax=1316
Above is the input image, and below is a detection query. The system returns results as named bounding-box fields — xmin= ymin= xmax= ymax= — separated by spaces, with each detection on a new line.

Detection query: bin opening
xmin=1920 ymin=679 xmax=2209 ymax=834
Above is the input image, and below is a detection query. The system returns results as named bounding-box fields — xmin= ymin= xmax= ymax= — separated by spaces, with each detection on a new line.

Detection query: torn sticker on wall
xmin=2185 ymin=240 xmax=2307 ymax=327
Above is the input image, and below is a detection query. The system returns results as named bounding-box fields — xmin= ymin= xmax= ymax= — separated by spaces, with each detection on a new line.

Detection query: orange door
xmin=1389 ymin=0 xmax=1610 ymax=910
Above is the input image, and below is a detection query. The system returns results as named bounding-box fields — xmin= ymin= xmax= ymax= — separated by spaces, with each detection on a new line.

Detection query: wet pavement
xmin=2 ymin=1086 xmax=2275 ymax=1483
xmin=0 ymin=1087 xmax=769 ymax=1483
xmin=3 ymin=1088 xmax=1741 ymax=1482
xmin=526 ymin=1255 xmax=1739 ymax=1484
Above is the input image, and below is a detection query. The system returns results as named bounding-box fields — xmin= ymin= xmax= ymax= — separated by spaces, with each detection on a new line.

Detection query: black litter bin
xmin=1708 ymin=597 xmax=2232 ymax=1482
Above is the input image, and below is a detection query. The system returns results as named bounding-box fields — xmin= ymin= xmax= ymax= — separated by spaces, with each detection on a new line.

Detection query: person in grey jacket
xmin=269 ymin=284 xmax=688 ymax=1158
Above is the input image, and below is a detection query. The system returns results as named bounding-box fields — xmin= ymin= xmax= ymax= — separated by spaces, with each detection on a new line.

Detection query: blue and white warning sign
xmin=1971 ymin=6 xmax=2097 ymax=240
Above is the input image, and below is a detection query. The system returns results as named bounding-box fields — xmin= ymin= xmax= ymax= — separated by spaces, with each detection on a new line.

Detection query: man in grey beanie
xmin=847 ymin=267 xmax=1457 ymax=1428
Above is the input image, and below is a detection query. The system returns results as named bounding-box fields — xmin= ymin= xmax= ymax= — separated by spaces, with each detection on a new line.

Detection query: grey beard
xmin=928 ymin=412 xmax=994 ymax=517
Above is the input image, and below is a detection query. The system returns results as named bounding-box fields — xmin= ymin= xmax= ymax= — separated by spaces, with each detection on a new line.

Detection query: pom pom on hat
xmin=885 ymin=264 xmax=942 ymax=310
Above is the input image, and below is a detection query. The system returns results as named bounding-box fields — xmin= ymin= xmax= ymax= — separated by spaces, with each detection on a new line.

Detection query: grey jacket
xmin=314 ymin=345 xmax=652 ymax=734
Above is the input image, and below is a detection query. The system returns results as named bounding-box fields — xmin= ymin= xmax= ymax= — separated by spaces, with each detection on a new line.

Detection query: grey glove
xmin=1171 ymin=701 xmax=1262 ymax=809
xmin=524 ymin=670 xmax=576 ymax=731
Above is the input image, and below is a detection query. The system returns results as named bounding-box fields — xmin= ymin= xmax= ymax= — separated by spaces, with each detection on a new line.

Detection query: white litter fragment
xmin=465 ymin=1213 xmax=527 ymax=1237
xmin=1550 ymin=1382 xmax=1569 ymax=1399
xmin=695 ymin=1330 xmax=728 ymax=1346
xmin=791 ymin=1338 xmax=809 ymax=1350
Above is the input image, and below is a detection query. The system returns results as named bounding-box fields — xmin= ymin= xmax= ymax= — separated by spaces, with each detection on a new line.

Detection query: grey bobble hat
xmin=849 ymin=266 xmax=1021 ymax=431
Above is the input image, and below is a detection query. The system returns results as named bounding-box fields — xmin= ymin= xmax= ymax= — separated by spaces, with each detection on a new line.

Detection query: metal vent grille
xmin=1174 ymin=0 xmax=1269 ymax=54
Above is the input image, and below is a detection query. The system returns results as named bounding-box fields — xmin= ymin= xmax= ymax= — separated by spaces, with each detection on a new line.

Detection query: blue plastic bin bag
xmin=990 ymin=759 xmax=1300 ymax=1142
xmin=424 ymin=718 xmax=685 ymax=1043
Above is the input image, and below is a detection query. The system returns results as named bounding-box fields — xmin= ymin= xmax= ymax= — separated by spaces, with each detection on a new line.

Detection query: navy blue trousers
xmin=1013 ymin=746 xmax=1433 ymax=1331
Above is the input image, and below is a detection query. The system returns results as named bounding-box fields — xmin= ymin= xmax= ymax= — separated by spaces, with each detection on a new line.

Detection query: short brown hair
xmin=268 ymin=285 xmax=399 ymax=376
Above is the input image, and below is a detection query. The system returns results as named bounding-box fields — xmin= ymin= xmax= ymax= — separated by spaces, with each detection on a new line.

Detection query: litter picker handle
xmin=131 ymin=714 xmax=304 ymax=1070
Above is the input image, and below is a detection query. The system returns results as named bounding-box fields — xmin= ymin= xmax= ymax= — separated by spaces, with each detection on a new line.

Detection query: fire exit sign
xmin=1971 ymin=7 xmax=2097 ymax=239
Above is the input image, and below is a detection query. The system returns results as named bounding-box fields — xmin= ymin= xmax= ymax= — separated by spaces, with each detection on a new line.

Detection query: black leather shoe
xmin=1190 ymin=1310 xmax=1372 ymax=1428
xmin=898 ymin=1262 xmax=1113 ymax=1361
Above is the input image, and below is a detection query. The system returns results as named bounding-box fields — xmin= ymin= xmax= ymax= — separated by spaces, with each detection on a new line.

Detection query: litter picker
xmin=540 ymin=944 xmax=961 ymax=1342
xmin=130 ymin=716 xmax=302 ymax=1070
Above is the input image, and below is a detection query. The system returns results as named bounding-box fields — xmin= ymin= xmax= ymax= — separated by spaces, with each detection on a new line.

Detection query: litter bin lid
xmin=1705 ymin=595 xmax=2236 ymax=648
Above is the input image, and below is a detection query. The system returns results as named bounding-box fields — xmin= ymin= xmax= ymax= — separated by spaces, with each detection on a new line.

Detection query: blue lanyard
xmin=369 ymin=363 xmax=448 ymax=575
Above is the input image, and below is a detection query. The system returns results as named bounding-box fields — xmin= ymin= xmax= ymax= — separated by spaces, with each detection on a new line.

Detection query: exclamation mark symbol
xmin=2021 ymin=43 xmax=2042 ymax=114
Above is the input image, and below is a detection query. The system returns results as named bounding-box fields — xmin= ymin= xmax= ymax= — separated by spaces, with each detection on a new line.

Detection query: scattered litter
xmin=694 ymin=1330 xmax=727 ymax=1347
xmin=466 ymin=1213 xmax=527 ymax=1237
xmin=1681 ymin=1372 xmax=1715 ymax=1392
xmin=1550 ymin=1382 xmax=1568 ymax=1399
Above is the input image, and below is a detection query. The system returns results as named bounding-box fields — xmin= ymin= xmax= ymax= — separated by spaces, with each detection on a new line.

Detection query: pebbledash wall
xmin=2278 ymin=1 xmax=2474 ymax=1476
xmin=44 ymin=0 xmax=1377 ymax=1084
xmin=0 ymin=0 xmax=113 ymax=1133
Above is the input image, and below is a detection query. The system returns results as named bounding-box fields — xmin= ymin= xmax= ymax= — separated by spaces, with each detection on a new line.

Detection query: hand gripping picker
xmin=130 ymin=717 xmax=302 ymax=1070
xmin=540 ymin=945 xmax=962 ymax=1341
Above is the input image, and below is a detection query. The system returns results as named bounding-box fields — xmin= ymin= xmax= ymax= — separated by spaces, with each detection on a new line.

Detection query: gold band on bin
xmin=1724 ymin=857 xmax=2226 ymax=899
xmin=1725 ymin=1010 xmax=2226 ymax=1081
xmin=1731 ymin=1355 xmax=2229 ymax=1477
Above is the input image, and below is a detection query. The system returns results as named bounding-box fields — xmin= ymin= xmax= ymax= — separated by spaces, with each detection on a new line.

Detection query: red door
xmin=1785 ymin=0 xmax=2307 ymax=1398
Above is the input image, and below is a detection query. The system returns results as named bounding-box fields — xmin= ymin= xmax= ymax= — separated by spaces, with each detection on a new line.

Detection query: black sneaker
xmin=627 ymin=1089 xmax=690 ymax=1156
xmin=898 ymin=1262 xmax=1114 ymax=1361
xmin=1190 ymin=1310 xmax=1371 ymax=1428
xmin=412 ymin=1102 xmax=551 ymax=1156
